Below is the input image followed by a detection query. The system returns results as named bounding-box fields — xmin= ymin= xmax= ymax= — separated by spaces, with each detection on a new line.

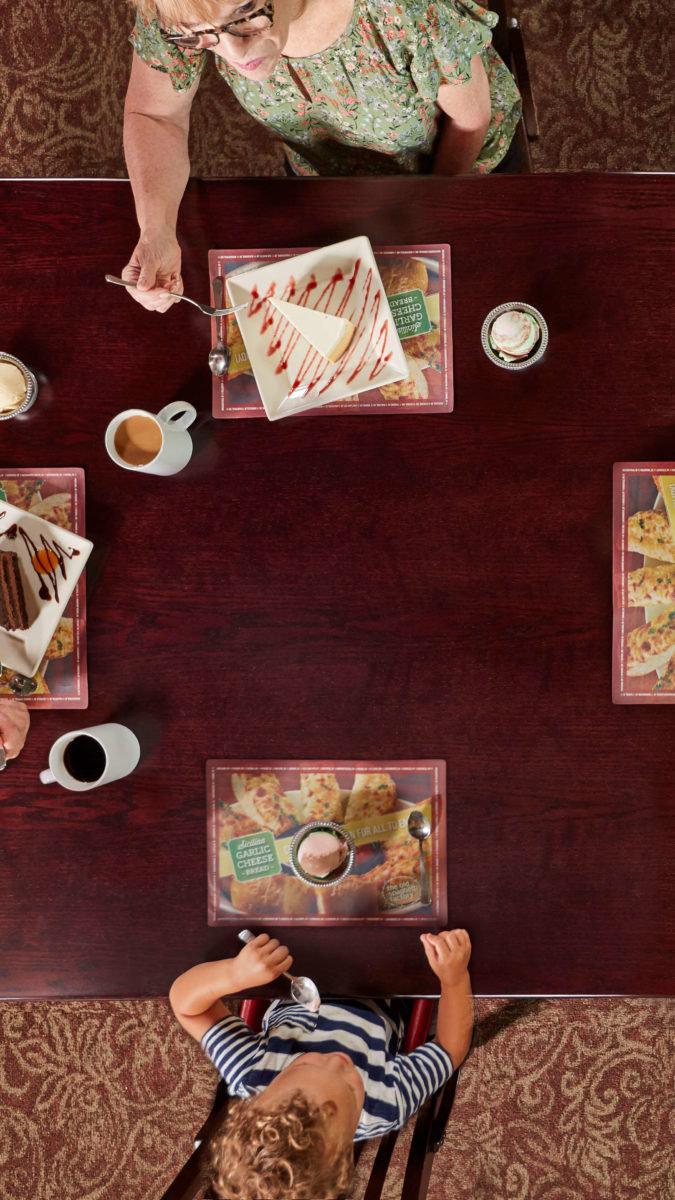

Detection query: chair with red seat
xmin=160 ymin=997 xmax=463 ymax=1200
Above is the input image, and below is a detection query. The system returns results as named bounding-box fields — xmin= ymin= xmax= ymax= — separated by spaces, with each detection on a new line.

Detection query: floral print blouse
xmin=130 ymin=1 xmax=521 ymax=175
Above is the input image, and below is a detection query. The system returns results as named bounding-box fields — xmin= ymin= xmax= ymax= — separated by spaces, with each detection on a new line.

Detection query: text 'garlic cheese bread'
xmin=626 ymin=511 xmax=675 ymax=562
xmin=626 ymin=609 xmax=675 ymax=676
xmin=626 ymin=564 xmax=675 ymax=608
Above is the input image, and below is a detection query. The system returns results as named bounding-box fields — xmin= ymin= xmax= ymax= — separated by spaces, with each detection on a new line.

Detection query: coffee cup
xmin=39 ymin=722 xmax=141 ymax=791
xmin=105 ymin=402 xmax=197 ymax=476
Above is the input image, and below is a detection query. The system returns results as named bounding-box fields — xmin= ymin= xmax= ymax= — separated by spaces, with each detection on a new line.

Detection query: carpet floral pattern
xmin=1 ymin=997 xmax=673 ymax=1200
xmin=0 ymin=1 xmax=673 ymax=176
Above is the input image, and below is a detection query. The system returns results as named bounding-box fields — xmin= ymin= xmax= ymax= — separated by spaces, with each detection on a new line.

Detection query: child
xmin=169 ymin=928 xmax=473 ymax=1200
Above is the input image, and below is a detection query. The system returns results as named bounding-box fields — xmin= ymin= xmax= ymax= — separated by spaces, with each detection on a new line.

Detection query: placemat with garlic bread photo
xmin=613 ymin=463 xmax=675 ymax=703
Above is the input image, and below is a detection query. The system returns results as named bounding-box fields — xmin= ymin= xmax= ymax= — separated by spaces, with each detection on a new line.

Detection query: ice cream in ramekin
xmin=0 ymin=354 xmax=38 ymax=419
xmin=488 ymin=309 xmax=541 ymax=362
xmin=290 ymin=821 xmax=355 ymax=887
xmin=481 ymin=302 xmax=548 ymax=371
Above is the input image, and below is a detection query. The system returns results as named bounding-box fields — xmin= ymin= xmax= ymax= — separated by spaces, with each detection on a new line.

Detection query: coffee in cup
xmin=62 ymin=734 xmax=108 ymax=783
xmin=39 ymin=722 xmax=141 ymax=791
xmin=105 ymin=402 xmax=197 ymax=476
xmin=114 ymin=414 xmax=164 ymax=466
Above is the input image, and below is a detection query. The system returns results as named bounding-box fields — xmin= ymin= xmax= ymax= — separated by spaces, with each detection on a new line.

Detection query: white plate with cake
xmin=225 ymin=236 xmax=409 ymax=420
xmin=0 ymin=500 xmax=92 ymax=676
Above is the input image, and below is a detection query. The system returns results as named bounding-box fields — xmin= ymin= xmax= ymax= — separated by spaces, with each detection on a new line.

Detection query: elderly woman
xmin=123 ymin=0 xmax=521 ymax=310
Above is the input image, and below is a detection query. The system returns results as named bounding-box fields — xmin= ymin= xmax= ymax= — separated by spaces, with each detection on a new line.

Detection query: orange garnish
xmin=32 ymin=548 xmax=59 ymax=574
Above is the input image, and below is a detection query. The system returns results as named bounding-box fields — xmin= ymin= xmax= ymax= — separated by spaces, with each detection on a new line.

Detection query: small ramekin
xmin=481 ymin=303 xmax=548 ymax=371
xmin=289 ymin=820 xmax=355 ymax=888
xmin=0 ymin=353 xmax=38 ymax=419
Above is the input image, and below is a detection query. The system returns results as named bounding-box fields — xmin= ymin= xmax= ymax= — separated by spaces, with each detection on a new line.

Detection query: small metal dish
xmin=0 ymin=353 xmax=38 ymax=419
xmin=481 ymin=302 xmax=548 ymax=371
xmin=289 ymin=820 xmax=355 ymax=888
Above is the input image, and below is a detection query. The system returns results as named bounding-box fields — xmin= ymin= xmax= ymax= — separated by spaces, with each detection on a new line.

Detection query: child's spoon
xmin=238 ymin=928 xmax=321 ymax=1010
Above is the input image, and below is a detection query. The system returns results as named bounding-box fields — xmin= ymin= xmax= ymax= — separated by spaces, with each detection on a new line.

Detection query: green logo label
xmin=387 ymin=289 xmax=431 ymax=340
xmin=229 ymin=831 xmax=281 ymax=882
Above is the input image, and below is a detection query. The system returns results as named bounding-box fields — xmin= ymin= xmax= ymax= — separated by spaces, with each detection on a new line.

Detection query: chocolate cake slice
xmin=0 ymin=549 xmax=30 ymax=631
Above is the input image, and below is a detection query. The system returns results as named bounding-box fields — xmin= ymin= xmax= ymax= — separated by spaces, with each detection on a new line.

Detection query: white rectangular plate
xmin=0 ymin=500 xmax=92 ymax=676
xmin=226 ymin=236 xmax=408 ymax=420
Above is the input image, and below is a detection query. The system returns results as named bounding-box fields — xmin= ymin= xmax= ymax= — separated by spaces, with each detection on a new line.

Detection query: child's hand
xmin=420 ymin=929 xmax=471 ymax=988
xmin=234 ymin=933 xmax=293 ymax=991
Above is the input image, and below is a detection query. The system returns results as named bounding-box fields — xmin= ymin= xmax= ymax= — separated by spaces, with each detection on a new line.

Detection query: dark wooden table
xmin=1 ymin=175 xmax=673 ymax=999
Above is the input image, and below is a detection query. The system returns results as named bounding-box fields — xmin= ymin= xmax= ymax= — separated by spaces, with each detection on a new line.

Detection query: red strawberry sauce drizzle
xmin=246 ymin=260 xmax=392 ymax=398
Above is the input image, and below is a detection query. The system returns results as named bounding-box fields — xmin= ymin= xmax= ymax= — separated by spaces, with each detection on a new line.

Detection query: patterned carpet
xmin=1 ymin=5 xmax=673 ymax=1199
xmin=1 ymin=997 xmax=673 ymax=1200
xmin=0 ymin=0 xmax=673 ymax=176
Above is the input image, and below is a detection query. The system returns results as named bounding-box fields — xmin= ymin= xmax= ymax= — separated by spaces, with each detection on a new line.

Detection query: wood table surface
xmin=1 ymin=174 xmax=673 ymax=999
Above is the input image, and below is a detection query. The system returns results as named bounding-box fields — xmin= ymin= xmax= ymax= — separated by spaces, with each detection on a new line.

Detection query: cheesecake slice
xmin=269 ymin=297 xmax=355 ymax=362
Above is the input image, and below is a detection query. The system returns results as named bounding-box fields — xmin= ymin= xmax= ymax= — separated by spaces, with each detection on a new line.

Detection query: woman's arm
xmin=122 ymin=52 xmax=199 ymax=311
xmin=169 ymin=934 xmax=293 ymax=1041
xmin=432 ymin=54 xmax=491 ymax=176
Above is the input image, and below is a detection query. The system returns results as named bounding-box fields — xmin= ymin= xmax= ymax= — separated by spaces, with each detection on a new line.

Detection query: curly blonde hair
xmin=127 ymin=0 xmax=234 ymax=27
xmin=205 ymin=1089 xmax=355 ymax=1200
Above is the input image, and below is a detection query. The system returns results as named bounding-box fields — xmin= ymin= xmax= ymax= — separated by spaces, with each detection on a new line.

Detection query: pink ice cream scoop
xmin=297 ymin=830 xmax=348 ymax=878
xmin=489 ymin=309 xmax=540 ymax=361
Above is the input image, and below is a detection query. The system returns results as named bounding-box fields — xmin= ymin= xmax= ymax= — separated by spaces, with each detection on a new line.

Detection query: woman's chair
xmin=489 ymin=0 xmax=539 ymax=172
xmin=160 ymin=997 xmax=464 ymax=1200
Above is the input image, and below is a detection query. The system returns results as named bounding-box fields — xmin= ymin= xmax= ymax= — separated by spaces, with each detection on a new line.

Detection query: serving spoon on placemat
xmin=238 ymin=928 xmax=321 ymax=1010
xmin=209 ymin=277 xmax=230 ymax=377
xmin=408 ymin=810 xmax=432 ymax=905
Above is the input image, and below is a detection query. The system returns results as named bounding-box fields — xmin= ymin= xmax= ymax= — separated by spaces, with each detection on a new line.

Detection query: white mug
xmin=105 ymin=402 xmax=197 ymax=476
xmin=39 ymin=723 xmax=141 ymax=791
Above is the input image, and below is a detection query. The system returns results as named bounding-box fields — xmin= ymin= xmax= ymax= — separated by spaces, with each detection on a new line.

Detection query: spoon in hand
xmin=238 ymin=928 xmax=321 ymax=1010
xmin=209 ymin=277 xmax=230 ymax=377
xmin=408 ymin=811 xmax=432 ymax=905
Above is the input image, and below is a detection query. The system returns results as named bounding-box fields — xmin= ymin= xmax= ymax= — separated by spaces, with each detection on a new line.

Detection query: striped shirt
xmin=201 ymin=999 xmax=454 ymax=1141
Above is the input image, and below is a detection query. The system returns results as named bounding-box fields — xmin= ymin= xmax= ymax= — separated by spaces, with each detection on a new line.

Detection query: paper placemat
xmin=209 ymin=245 xmax=452 ymax=418
xmin=0 ymin=470 xmax=88 ymax=708
xmin=207 ymin=759 xmax=447 ymax=925
xmin=612 ymin=463 xmax=675 ymax=703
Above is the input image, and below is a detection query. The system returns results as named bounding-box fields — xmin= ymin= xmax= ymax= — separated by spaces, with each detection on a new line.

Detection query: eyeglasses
xmin=160 ymin=2 xmax=274 ymax=49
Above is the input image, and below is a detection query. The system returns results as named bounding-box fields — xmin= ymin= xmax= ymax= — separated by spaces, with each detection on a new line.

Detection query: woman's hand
xmin=121 ymin=231 xmax=183 ymax=313
xmin=421 ymin=928 xmax=471 ymax=988
xmin=234 ymin=933 xmax=294 ymax=991
xmin=0 ymin=699 xmax=30 ymax=760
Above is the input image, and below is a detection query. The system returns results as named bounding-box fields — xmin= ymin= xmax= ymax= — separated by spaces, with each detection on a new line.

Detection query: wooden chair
xmin=489 ymin=0 xmax=539 ymax=172
xmin=160 ymin=997 xmax=464 ymax=1200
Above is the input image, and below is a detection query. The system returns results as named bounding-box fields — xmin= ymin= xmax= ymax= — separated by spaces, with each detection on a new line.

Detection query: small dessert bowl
xmin=481 ymin=302 xmax=548 ymax=371
xmin=0 ymin=353 xmax=38 ymax=420
xmin=289 ymin=820 xmax=355 ymax=888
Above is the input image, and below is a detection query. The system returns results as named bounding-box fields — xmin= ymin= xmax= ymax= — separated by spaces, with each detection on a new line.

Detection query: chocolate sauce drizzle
xmin=0 ymin=511 xmax=80 ymax=604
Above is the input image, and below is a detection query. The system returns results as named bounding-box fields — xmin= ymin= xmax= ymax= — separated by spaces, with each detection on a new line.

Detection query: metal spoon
xmin=209 ymin=277 xmax=230 ymax=377
xmin=237 ymin=928 xmax=321 ymax=1010
xmin=408 ymin=811 xmax=432 ymax=905
xmin=104 ymin=274 xmax=247 ymax=318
